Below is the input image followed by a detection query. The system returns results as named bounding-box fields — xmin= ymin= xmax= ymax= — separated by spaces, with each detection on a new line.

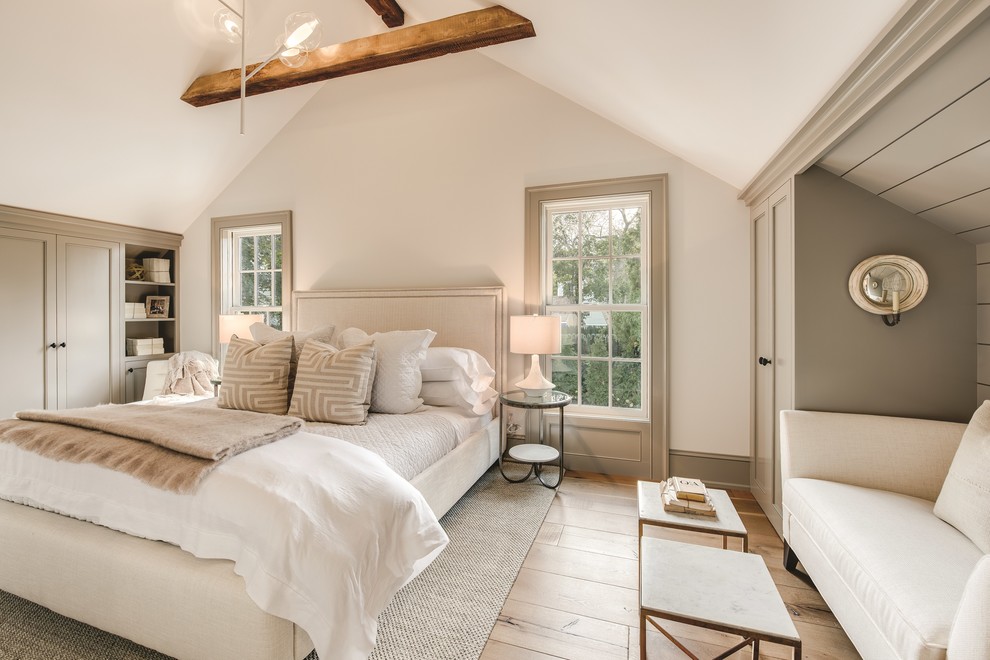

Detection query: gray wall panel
xmin=793 ymin=167 xmax=975 ymax=423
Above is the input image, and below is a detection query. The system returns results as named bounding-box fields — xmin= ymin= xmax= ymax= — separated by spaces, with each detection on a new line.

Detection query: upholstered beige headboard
xmin=292 ymin=287 xmax=505 ymax=393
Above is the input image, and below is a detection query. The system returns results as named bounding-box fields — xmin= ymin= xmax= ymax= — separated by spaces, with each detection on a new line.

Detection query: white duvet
xmin=0 ymin=429 xmax=449 ymax=660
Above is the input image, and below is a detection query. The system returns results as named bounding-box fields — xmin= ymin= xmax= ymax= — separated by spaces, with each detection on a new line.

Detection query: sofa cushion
xmin=934 ymin=400 xmax=990 ymax=554
xmin=947 ymin=555 xmax=990 ymax=658
xmin=786 ymin=478 xmax=983 ymax=660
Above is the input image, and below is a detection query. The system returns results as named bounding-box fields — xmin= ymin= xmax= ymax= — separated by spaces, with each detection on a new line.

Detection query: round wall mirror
xmin=848 ymin=255 xmax=928 ymax=316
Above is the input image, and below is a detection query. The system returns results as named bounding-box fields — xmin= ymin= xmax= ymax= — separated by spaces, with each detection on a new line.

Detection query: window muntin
xmin=544 ymin=194 xmax=649 ymax=417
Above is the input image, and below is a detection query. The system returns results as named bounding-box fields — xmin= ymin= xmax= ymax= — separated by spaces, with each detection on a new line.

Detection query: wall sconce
xmin=848 ymin=255 xmax=928 ymax=326
xmin=510 ymin=315 xmax=562 ymax=398
xmin=213 ymin=2 xmax=323 ymax=134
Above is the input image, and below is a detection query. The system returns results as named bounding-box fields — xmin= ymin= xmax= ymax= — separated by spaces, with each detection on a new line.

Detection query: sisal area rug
xmin=0 ymin=463 xmax=554 ymax=660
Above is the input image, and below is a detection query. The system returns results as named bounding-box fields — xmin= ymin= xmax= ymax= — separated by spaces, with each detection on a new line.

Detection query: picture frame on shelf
xmin=146 ymin=295 xmax=170 ymax=319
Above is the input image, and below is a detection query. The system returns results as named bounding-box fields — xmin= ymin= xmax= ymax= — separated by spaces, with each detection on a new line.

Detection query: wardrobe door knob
xmin=49 ymin=342 xmax=57 ymax=349
xmin=59 ymin=342 xmax=66 ymax=348
xmin=758 ymin=356 xmax=772 ymax=366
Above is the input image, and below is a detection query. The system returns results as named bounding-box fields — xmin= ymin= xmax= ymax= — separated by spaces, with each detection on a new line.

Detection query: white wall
xmin=181 ymin=53 xmax=751 ymax=457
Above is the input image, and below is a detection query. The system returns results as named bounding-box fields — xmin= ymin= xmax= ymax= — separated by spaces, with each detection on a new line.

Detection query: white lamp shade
xmin=510 ymin=315 xmax=562 ymax=355
xmin=218 ymin=314 xmax=264 ymax=344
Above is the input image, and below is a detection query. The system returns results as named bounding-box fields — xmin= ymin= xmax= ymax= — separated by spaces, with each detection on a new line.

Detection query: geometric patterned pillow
xmin=288 ymin=340 xmax=376 ymax=424
xmin=217 ymin=335 xmax=293 ymax=415
xmin=248 ymin=322 xmax=336 ymax=395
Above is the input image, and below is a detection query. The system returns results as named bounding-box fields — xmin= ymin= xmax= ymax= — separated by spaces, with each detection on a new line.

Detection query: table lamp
xmin=218 ymin=313 xmax=263 ymax=374
xmin=510 ymin=314 xmax=562 ymax=398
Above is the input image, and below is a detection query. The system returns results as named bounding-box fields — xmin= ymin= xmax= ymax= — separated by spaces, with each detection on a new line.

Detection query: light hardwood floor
xmin=481 ymin=472 xmax=861 ymax=659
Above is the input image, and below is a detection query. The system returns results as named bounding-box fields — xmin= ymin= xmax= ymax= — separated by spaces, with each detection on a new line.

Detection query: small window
xmin=212 ymin=212 xmax=292 ymax=353
xmin=228 ymin=226 xmax=284 ymax=328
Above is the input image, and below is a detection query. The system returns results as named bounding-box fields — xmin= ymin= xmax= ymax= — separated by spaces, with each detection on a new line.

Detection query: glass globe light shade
xmin=214 ymin=8 xmax=242 ymax=43
xmin=276 ymin=35 xmax=309 ymax=68
xmin=282 ymin=11 xmax=322 ymax=52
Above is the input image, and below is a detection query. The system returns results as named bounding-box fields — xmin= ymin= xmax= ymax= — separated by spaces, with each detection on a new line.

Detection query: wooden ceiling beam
xmin=364 ymin=0 xmax=405 ymax=28
xmin=180 ymin=6 xmax=535 ymax=108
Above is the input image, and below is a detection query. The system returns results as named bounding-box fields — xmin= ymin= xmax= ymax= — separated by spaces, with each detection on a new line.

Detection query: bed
xmin=0 ymin=286 xmax=505 ymax=660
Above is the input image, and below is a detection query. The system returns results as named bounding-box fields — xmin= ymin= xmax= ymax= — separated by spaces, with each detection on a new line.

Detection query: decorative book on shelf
xmin=662 ymin=476 xmax=717 ymax=517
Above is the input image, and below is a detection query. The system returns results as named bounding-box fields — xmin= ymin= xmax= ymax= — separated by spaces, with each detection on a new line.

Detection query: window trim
xmin=525 ymin=175 xmax=668 ymax=474
xmin=211 ymin=211 xmax=293 ymax=357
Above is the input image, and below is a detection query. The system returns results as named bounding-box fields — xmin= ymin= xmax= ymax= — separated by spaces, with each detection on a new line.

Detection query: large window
xmin=212 ymin=212 xmax=292 ymax=352
xmin=543 ymin=194 xmax=650 ymax=416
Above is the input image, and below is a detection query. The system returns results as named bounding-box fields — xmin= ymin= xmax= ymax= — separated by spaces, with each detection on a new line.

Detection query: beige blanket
xmin=0 ymin=405 xmax=301 ymax=493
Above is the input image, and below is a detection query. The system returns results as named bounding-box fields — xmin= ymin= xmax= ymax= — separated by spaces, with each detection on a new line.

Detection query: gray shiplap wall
xmin=977 ymin=243 xmax=990 ymax=403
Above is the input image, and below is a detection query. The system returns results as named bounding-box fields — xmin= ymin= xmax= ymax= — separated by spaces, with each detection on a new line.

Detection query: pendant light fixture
xmin=213 ymin=2 xmax=323 ymax=134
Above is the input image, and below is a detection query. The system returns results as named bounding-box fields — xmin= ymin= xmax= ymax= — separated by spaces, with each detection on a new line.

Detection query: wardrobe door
xmin=0 ymin=228 xmax=56 ymax=418
xmin=56 ymin=236 xmax=120 ymax=409
xmin=751 ymin=180 xmax=793 ymax=536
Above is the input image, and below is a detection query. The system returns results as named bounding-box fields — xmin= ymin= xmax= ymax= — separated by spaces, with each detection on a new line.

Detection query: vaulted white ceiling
xmin=0 ymin=0 xmax=907 ymax=234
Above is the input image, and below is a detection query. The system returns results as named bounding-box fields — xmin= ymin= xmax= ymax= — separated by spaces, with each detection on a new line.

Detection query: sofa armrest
xmin=948 ymin=555 xmax=990 ymax=658
xmin=780 ymin=410 xmax=965 ymax=502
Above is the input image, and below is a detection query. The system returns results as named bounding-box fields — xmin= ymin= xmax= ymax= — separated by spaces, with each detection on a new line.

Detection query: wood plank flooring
xmin=481 ymin=472 xmax=861 ymax=659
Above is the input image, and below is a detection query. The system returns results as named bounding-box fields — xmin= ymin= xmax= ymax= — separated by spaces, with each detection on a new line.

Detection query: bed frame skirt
xmin=0 ymin=418 xmax=499 ymax=659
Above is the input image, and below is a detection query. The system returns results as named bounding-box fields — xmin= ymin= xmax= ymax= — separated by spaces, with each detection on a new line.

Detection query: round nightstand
xmin=499 ymin=390 xmax=571 ymax=489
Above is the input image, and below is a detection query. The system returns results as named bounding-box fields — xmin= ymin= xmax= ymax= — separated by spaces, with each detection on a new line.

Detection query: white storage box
xmin=142 ymin=258 xmax=171 ymax=283
xmin=124 ymin=302 xmax=146 ymax=319
xmin=126 ymin=337 xmax=165 ymax=356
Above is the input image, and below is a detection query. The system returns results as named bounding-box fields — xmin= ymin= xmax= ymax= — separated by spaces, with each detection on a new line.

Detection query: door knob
xmin=758 ymin=356 xmax=772 ymax=366
xmin=59 ymin=342 xmax=66 ymax=348
xmin=48 ymin=342 xmax=57 ymax=349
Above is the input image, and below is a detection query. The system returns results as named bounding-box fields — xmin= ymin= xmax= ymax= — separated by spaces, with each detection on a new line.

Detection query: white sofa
xmin=780 ymin=410 xmax=990 ymax=660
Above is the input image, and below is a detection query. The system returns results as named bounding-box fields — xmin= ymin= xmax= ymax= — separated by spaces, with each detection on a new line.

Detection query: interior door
xmin=57 ymin=235 xmax=120 ymax=409
xmin=752 ymin=202 xmax=775 ymax=514
xmin=0 ymin=228 xmax=56 ymax=418
xmin=770 ymin=185 xmax=793 ymax=517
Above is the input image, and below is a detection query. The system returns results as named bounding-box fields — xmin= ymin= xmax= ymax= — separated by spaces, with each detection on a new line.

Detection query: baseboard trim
xmin=667 ymin=450 xmax=750 ymax=490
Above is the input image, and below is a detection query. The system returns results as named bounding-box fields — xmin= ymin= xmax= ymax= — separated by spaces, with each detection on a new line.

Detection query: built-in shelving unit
xmin=123 ymin=242 xmax=180 ymax=402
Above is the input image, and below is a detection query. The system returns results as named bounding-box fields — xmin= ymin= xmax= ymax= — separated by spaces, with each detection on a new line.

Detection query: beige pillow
xmin=288 ymin=340 xmax=376 ymax=424
xmin=218 ymin=335 xmax=293 ymax=415
xmin=934 ymin=400 xmax=990 ymax=553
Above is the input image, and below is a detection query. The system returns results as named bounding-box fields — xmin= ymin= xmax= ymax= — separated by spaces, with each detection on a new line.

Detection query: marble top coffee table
xmin=637 ymin=481 xmax=749 ymax=552
xmin=639 ymin=537 xmax=801 ymax=659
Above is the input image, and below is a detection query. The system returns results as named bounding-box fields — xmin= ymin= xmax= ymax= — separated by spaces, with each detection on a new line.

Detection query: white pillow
xmin=338 ymin=327 xmax=436 ymax=414
xmin=420 ymin=347 xmax=496 ymax=392
xmin=934 ymin=400 xmax=990 ymax=554
xmin=421 ymin=380 xmax=498 ymax=416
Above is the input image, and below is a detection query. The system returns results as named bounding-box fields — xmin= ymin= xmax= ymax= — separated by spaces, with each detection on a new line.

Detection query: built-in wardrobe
xmin=750 ymin=169 xmax=975 ymax=535
xmin=0 ymin=205 xmax=181 ymax=419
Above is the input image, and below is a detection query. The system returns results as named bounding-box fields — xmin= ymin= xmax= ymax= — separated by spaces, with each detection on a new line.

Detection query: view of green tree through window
xmin=213 ymin=212 xmax=293 ymax=353
xmin=545 ymin=194 xmax=649 ymax=415
xmin=230 ymin=226 xmax=283 ymax=329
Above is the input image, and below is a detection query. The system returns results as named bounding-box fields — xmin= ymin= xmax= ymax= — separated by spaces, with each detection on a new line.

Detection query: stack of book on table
xmin=126 ymin=337 xmax=164 ymax=356
xmin=661 ymin=476 xmax=717 ymax=517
